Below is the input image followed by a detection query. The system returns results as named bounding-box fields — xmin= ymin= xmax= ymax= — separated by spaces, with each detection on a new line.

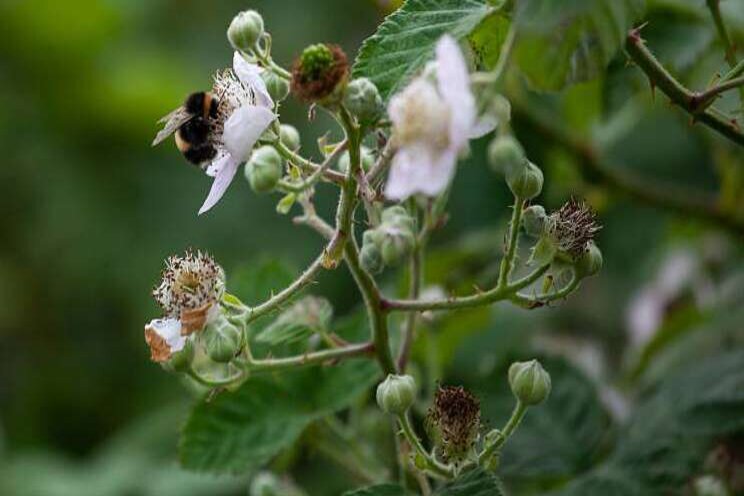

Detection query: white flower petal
xmin=469 ymin=114 xmax=498 ymax=139
xmin=435 ymin=35 xmax=476 ymax=147
xmin=232 ymin=52 xmax=273 ymax=108
xmin=147 ymin=318 xmax=186 ymax=353
xmin=205 ymin=153 xmax=230 ymax=178
xmin=384 ymin=145 xmax=456 ymax=200
xmin=198 ymin=154 xmax=242 ymax=215
xmin=223 ymin=104 xmax=275 ymax=161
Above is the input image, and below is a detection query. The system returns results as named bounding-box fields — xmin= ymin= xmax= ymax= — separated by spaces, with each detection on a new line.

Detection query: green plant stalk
xmin=625 ymin=28 xmax=744 ymax=147
xmin=510 ymin=273 xmax=580 ymax=308
xmin=277 ymin=140 xmax=348 ymax=193
xmin=397 ymin=243 xmax=423 ymax=372
xmin=382 ymin=263 xmax=549 ymax=312
xmin=478 ymin=400 xmax=527 ymax=464
xmin=498 ymin=197 xmax=526 ymax=289
xmin=274 ymin=140 xmax=346 ymax=185
xmin=396 ymin=413 xmax=454 ymax=479
xmin=246 ymin=341 xmax=374 ymax=373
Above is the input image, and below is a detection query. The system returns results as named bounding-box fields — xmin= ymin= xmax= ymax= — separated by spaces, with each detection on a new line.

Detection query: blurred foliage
xmin=1 ymin=0 xmax=744 ymax=495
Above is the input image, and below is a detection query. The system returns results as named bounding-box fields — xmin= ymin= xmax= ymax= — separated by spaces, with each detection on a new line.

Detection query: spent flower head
xmin=546 ymin=198 xmax=601 ymax=258
xmin=291 ymin=43 xmax=349 ymax=104
xmin=153 ymin=249 xmax=225 ymax=332
xmin=426 ymin=384 xmax=481 ymax=464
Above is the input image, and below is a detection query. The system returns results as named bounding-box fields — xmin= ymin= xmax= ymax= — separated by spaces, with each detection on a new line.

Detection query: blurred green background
xmin=1 ymin=1 xmax=742 ymax=495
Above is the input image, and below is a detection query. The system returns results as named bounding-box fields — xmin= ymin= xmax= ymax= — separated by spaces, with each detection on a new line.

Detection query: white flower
xmin=199 ymin=52 xmax=276 ymax=215
xmin=144 ymin=318 xmax=186 ymax=362
xmin=385 ymin=35 xmax=495 ymax=201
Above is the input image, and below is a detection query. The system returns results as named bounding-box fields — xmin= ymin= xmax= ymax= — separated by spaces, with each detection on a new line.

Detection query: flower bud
xmin=344 ymin=77 xmax=383 ymax=125
xmin=203 ymin=314 xmax=242 ymax=363
xmin=337 ymin=147 xmax=374 ymax=173
xmin=508 ymin=359 xmax=551 ymax=406
xmin=488 ymin=135 xmax=526 ymax=176
xmin=360 ymin=229 xmax=384 ymax=274
xmin=291 ymin=43 xmax=349 ymax=105
xmin=376 ymin=374 xmax=417 ymax=415
xmin=245 ymin=146 xmax=283 ymax=193
xmin=227 ymin=10 xmax=264 ymax=52
xmin=522 ymin=205 xmax=547 ymax=237
xmin=574 ymin=241 xmax=603 ymax=278
xmin=378 ymin=207 xmax=416 ymax=266
xmin=506 ymin=161 xmax=543 ymax=200
xmin=261 ymin=70 xmax=290 ymax=102
xmin=279 ymin=124 xmax=301 ymax=151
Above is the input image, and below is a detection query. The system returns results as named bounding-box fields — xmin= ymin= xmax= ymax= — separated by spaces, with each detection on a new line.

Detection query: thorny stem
xmin=274 ymin=140 xmax=346 ymax=185
xmin=247 ymin=342 xmax=374 ymax=373
xmin=396 ymin=413 xmax=455 ymax=479
xmin=705 ymin=0 xmax=744 ymax=108
xmin=382 ymin=263 xmax=550 ymax=312
xmin=510 ymin=273 xmax=580 ymax=308
xmin=498 ymin=198 xmax=526 ymax=289
xmin=478 ymin=400 xmax=527 ymax=465
xmin=625 ymin=28 xmax=744 ymax=147
xmin=513 ymin=95 xmax=744 ymax=235
xmin=277 ymin=140 xmax=348 ymax=193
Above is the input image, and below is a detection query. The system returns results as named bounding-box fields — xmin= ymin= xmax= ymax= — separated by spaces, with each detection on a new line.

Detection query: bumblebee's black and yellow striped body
xmin=174 ymin=92 xmax=220 ymax=166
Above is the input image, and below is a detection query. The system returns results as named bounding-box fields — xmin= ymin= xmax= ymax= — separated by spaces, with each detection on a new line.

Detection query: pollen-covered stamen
xmin=390 ymin=79 xmax=451 ymax=151
xmin=152 ymin=249 xmax=224 ymax=331
xmin=547 ymin=198 xmax=601 ymax=257
xmin=426 ymin=385 xmax=481 ymax=464
xmin=209 ymin=69 xmax=258 ymax=148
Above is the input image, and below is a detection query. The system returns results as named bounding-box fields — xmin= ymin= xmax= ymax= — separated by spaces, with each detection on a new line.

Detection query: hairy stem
xmin=478 ymin=400 xmax=527 ymax=464
xmin=246 ymin=342 xmax=374 ymax=373
xmin=498 ymin=198 xmax=526 ymax=289
xmin=396 ymin=413 xmax=454 ymax=479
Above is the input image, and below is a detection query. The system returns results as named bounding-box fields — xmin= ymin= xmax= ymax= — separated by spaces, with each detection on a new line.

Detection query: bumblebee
xmin=152 ymin=92 xmax=220 ymax=166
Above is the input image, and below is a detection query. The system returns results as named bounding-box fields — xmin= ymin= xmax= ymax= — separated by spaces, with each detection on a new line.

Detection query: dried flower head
xmin=153 ymin=249 xmax=224 ymax=334
xmin=426 ymin=385 xmax=481 ymax=464
xmin=547 ymin=198 xmax=601 ymax=258
xmin=291 ymin=43 xmax=349 ymax=103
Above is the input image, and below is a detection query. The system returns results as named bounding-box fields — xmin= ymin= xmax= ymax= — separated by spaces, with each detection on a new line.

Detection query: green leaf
xmin=471 ymin=0 xmax=645 ymax=90
xmin=433 ymin=468 xmax=505 ymax=495
xmin=352 ymin=0 xmax=493 ymax=101
xmin=179 ymin=360 xmax=379 ymax=474
xmin=343 ymin=484 xmax=411 ymax=496
xmin=256 ymin=296 xmax=333 ymax=345
xmin=552 ymin=351 xmax=744 ymax=495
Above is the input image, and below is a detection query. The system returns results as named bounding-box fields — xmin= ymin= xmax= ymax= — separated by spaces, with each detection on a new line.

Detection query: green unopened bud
xmin=360 ymin=229 xmax=384 ymax=274
xmin=204 ymin=314 xmax=242 ymax=363
xmin=488 ymin=135 xmax=526 ymax=176
xmin=344 ymin=78 xmax=383 ymax=125
xmin=227 ymin=10 xmax=264 ymax=52
xmin=506 ymin=161 xmax=543 ymax=200
xmin=337 ymin=147 xmax=374 ymax=172
xmin=574 ymin=241 xmax=603 ymax=278
xmin=245 ymin=146 xmax=283 ymax=193
xmin=376 ymin=374 xmax=417 ymax=414
xmin=508 ymin=359 xmax=551 ymax=406
xmin=378 ymin=207 xmax=416 ymax=266
xmin=522 ymin=205 xmax=547 ymax=237
xmin=279 ymin=124 xmax=301 ymax=151
xmin=163 ymin=339 xmax=194 ymax=373
xmin=262 ymin=71 xmax=290 ymax=102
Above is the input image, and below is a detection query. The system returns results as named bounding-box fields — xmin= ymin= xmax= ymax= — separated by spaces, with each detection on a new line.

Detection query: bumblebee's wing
xmin=152 ymin=107 xmax=194 ymax=146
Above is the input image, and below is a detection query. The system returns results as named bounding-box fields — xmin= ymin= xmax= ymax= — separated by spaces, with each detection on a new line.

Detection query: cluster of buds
xmin=360 ymin=206 xmax=417 ymax=273
xmin=524 ymin=198 xmax=603 ymax=277
xmin=145 ymin=250 xmax=243 ymax=371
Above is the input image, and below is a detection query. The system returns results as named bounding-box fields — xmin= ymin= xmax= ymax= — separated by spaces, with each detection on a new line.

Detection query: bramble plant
xmin=143 ymin=2 xmax=744 ymax=495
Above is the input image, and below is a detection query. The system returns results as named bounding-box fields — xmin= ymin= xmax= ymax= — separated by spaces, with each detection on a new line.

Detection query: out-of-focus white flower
xmin=385 ymin=35 xmax=495 ymax=200
xmin=199 ymin=52 xmax=276 ymax=214
xmin=144 ymin=318 xmax=186 ymax=362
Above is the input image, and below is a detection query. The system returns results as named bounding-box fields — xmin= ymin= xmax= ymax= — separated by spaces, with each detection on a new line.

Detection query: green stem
xmin=382 ymin=263 xmax=549 ymax=312
xmin=510 ymin=274 xmax=580 ymax=308
xmin=247 ymin=342 xmax=374 ymax=373
xmin=274 ymin=141 xmax=346 ymax=185
xmin=498 ymin=198 xmax=526 ymax=289
xmin=276 ymin=140 xmax=348 ymax=193
xmin=396 ymin=413 xmax=454 ymax=479
xmin=625 ymin=28 xmax=744 ymax=147
xmin=478 ymin=401 xmax=527 ymax=464
xmin=398 ymin=242 xmax=423 ymax=371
